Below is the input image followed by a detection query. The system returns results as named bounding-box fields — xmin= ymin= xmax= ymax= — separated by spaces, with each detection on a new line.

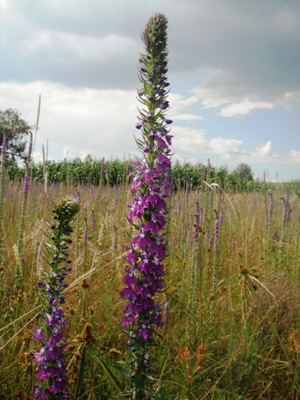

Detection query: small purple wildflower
xmin=32 ymin=196 xmax=79 ymax=399
xmin=266 ymin=192 xmax=274 ymax=229
xmin=281 ymin=190 xmax=292 ymax=225
xmin=231 ymin=235 xmax=236 ymax=250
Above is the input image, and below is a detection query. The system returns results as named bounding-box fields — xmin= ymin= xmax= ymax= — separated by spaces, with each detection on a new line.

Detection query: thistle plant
xmin=32 ymin=196 xmax=80 ymax=399
xmin=120 ymin=13 xmax=172 ymax=399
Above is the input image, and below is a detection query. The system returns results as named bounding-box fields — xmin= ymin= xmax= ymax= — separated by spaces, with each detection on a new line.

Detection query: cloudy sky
xmin=1 ymin=0 xmax=299 ymax=181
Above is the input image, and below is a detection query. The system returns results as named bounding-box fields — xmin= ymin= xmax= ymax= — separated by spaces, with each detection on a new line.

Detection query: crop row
xmin=5 ymin=157 xmax=300 ymax=192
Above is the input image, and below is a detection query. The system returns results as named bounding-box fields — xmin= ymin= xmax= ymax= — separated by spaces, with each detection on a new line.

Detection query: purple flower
xmin=282 ymin=190 xmax=292 ymax=225
xmin=160 ymin=100 xmax=169 ymax=110
xmin=34 ymin=350 xmax=45 ymax=364
xmin=123 ymin=313 xmax=136 ymax=327
xmin=121 ymin=12 xmax=171 ymax=397
xmin=132 ymin=228 xmax=153 ymax=250
xmin=33 ymin=386 xmax=47 ymax=400
xmin=136 ymin=282 xmax=153 ymax=299
xmin=44 ymin=347 xmax=60 ymax=361
xmin=32 ymin=197 xmax=79 ymax=399
xmin=123 ymin=298 xmax=140 ymax=316
xmin=138 ymin=321 xmax=152 ymax=340
xmin=144 ymin=220 xmax=161 ymax=235
xmin=32 ymin=327 xmax=46 ymax=342
xmin=127 ymin=249 xmax=138 ymax=263
xmin=141 ymin=164 xmax=158 ymax=183
xmin=48 ymin=377 xmax=68 ymax=393
xmin=120 ymin=286 xmax=136 ymax=299
xmin=138 ymin=257 xmax=154 ymax=274
xmin=37 ymin=368 xmax=53 ymax=380
xmin=131 ymin=177 xmax=142 ymax=192
xmin=123 ymin=269 xmax=138 ymax=286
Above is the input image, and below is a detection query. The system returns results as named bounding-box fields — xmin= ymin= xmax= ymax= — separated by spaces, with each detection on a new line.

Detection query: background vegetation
xmin=0 ymin=165 xmax=300 ymax=399
xmin=6 ymin=157 xmax=300 ymax=193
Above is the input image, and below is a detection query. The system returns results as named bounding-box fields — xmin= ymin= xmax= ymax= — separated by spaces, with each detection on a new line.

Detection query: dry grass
xmin=0 ymin=181 xmax=300 ymax=399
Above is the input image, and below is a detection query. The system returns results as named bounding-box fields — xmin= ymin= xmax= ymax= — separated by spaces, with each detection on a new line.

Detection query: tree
xmin=233 ymin=162 xmax=254 ymax=181
xmin=0 ymin=108 xmax=32 ymax=164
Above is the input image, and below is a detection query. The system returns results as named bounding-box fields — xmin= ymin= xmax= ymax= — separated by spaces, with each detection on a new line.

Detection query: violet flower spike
xmin=121 ymin=12 xmax=172 ymax=399
xmin=32 ymin=196 xmax=80 ymax=399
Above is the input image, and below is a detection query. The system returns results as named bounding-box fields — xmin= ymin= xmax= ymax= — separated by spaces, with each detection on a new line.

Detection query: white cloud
xmin=270 ymin=8 xmax=300 ymax=34
xmin=285 ymin=150 xmax=300 ymax=164
xmin=192 ymin=73 xmax=232 ymax=109
xmin=62 ymin=146 xmax=91 ymax=161
xmin=169 ymin=93 xmax=199 ymax=110
xmin=172 ymin=113 xmax=203 ymax=121
xmin=235 ymin=141 xmax=300 ymax=165
xmin=190 ymin=64 xmax=299 ymax=117
xmin=219 ymin=99 xmax=274 ymax=117
xmin=32 ymin=151 xmax=42 ymax=164
xmin=255 ymin=140 xmax=273 ymax=156
xmin=24 ymin=31 xmax=53 ymax=52
xmin=209 ymin=136 xmax=242 ymax=154
xmin=192 ymin=78 xmax=299 ymax=118
xmin=168 ymin=93 xmax=201 ymax=121
xmin=172 ymin=130 xmax=300 ymax=167
xmin=1 ymin=81 xmax=299 ymax=178
xmin=0 ymin=81 xmax=137 ymax=160
xmin=62 ymin=146 xmax=73 ymax=160
xmin=0 ymin=0 xmax=8 ymax=9
xmin=172 ymin=126 xmax=242 ymax=158
xmin=24 ymin=30 xmax=137 ymax=62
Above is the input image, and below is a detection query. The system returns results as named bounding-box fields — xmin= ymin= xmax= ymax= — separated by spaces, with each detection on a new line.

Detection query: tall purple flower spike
xmin=120 ymin=13 xmax=172 ymax=399
xmin=121 ymin=12 xmax=172 ymax=342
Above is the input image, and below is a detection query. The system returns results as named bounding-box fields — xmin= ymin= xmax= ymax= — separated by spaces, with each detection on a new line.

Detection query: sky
xmin=0 ymin=0 xmax=300 ymax=181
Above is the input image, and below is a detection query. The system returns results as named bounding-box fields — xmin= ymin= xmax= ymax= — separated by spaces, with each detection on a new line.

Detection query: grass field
xmin=0 ymin=176 xmax=300 ymax=399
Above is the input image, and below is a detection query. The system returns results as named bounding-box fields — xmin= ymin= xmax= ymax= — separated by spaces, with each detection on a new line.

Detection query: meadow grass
xmin=0 ymin=176 xmax=300 ymax=399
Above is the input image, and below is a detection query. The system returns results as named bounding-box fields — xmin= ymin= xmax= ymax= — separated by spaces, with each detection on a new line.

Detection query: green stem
xmin=74 ymin=346 xmax=87 ymax=400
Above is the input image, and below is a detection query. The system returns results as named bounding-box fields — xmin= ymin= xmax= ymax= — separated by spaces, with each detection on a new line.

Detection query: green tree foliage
xmin=0 ymin=108 xmax=32 ymax=164
xmin=233 ymin=162 xmax=254 ymax=181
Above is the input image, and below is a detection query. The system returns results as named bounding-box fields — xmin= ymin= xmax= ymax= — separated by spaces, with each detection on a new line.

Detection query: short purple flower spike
xmin=32 ymin=196 xmax=79 ymax=399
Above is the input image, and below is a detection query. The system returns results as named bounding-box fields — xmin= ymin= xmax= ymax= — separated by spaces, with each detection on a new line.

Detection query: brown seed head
xmin=77 ymin=322 xmax=96 ymax=346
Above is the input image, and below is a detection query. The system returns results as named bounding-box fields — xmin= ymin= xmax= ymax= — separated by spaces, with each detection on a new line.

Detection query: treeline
xmin=5 ymin=157 xmax=300 ymax=192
